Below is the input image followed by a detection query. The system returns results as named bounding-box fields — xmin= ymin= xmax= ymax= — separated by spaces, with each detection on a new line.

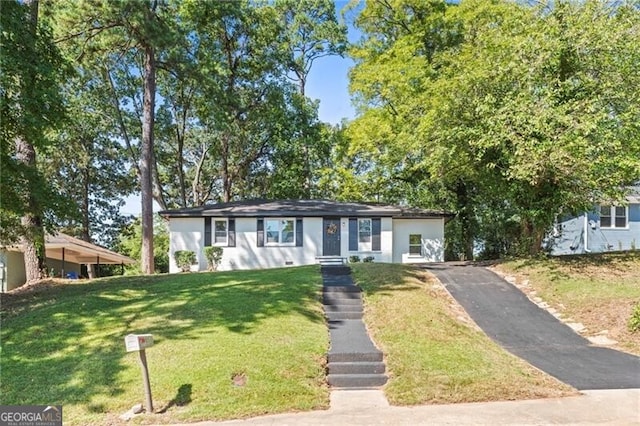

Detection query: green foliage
xmin=41 ymin=66 xmax=137 ymax=247
xmin=0 ymin=0 xmax=70 ymax=245
xmin=346 ymin=0 xmax=640 ymax=258
xmin=174 ymin=250 xmax=196 ymax=272
xmin=629 ymin=304 xmax=640 ymax=333
xmin=203 ymin=246 xmax=223 ymax=271
xmin=362 ymin=256 xmax=374 ymax=263
xmin=349 ymin=255 xmax=361 ymax=263
xmin=116 ymin=217 xmax=169 ymax=274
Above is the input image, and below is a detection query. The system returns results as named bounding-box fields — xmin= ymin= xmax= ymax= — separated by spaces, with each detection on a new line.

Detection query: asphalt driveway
xmin=427 ymin=264 xmax=640 ymax=390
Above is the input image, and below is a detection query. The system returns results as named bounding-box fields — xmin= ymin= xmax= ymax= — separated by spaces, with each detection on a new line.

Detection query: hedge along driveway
xmin=0 ymin=266 xmax=329 ymax=425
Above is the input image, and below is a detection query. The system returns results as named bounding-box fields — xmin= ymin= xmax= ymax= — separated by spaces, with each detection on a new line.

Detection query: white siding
xmin=0 ymin=250 xmax=27 ymax=292
xmin=169 ymin=217 xmax=324 ymax=272
xmin=168 ymin=215 xmax=446 ymax=273
xmin=341 ymin=217 xmax=394 ymax=263
xmin=392 ymin=218 xmax=445 ymax=263
xmin=169 ymin=217 xmax=204 ymax=273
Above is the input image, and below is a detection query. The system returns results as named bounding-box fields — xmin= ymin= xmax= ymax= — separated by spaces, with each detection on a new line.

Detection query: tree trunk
xmin=455 ymin=181 xmax=474 ymax=260
xmin=140 ymin=43 xmax=156 ymax=275
xmin=17 ymin=0 xmax=46 ymax=284
xmin=81 ymin=164 xmax=95 ymax=278
xmin=523 ymin=220 xmax=545 ymax=257
xmin=221 ymin=134 xmax=231 ymax=203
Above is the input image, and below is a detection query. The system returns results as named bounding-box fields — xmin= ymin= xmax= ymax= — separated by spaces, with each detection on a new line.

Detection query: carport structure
xmin=1 ymin=233 xmax=135 ymax=292
xmin=44 ymin=233 xmax=135 ymax=278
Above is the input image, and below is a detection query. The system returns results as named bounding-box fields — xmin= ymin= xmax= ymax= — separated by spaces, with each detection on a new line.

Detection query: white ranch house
xmin=160 ymin=199 xmax=452 ymax=273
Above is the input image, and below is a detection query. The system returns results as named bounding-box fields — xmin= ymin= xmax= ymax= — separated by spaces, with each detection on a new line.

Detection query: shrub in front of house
xmin=204 ymin=246 xmax=223 ymax=271
xmin=174 ymin=250 xmax=196 ymax=272
xmin=363 ymin=256 xmax=375 ymax=263
xmin=349 ymin=255 xmax=360 ymax=263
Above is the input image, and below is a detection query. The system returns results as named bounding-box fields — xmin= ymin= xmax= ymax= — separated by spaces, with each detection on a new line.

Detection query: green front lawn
xmin=351 ymin=263 xmax=574 ymax=405
xmin=2 ymin=262 xmax=582 ymax=424
xmin=1 ymin=266 xmax=329 ymax=425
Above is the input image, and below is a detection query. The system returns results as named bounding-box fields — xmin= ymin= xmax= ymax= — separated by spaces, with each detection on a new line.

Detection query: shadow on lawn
xmin=349 ymin=263 xmax=433 ymax=297
xmin=0 ymin=266 xmax=324 ymax=408
xmin=158 ymin=384 xmax=192 ymax=413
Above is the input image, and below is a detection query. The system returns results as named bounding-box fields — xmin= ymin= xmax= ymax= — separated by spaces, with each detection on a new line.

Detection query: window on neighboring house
xmin=358 ymin=218 xmax=372 ymax=251
xmin=600 ymin=205 xmax=628 ymax=229
xmin=409 ymin=234 xmax=422 ymax=255
xmin=265 ymin=219 xmax=295 ymax=245
xmin=214 ymin=220 xmax=227 ymax=244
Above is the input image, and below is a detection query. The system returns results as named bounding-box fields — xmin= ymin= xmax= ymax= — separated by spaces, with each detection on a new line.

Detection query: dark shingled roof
xmin=159 ymin=199 xmax=453 ymax=219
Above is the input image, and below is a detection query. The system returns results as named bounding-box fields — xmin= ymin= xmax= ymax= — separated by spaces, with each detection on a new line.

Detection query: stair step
xmin=321 ymin=266 xmax=351 ymax=275
xmin=323 ymin=285 xmax=361 ymax=293
xmin=327 ymin=374 xmax=388 ymax=388
xmin=322 ymin=296 xmax=363 ymax=308
xmin=324 ymin=303 xmax=362 ymax=312
xmin=328 ymin=351 xmax=383 ymax=363
xmin=328 ymin=361 xmax=386 ymax=375
xmin=326 ymin=311 xmax=363 ymax=320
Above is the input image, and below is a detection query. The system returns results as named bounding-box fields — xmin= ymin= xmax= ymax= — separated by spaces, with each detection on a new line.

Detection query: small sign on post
xmin=125 ymin=334 xmax=154 ymax=413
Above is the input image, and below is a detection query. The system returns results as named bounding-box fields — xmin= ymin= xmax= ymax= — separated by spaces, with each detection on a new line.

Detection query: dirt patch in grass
xmin=493 ymin=252 xmax=640 ymax=355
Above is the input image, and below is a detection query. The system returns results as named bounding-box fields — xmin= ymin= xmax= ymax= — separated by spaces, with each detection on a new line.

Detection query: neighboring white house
xmin=160 ymin=199 xmax=453 ymax=273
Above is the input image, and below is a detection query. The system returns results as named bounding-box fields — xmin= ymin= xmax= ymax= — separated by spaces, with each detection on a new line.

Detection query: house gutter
xmin=584 ymin=213 xmax=591 ymax=253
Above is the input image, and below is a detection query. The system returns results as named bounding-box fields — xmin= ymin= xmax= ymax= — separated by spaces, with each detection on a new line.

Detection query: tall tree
xmin=346 ymin=0 xmax=640 ymax=257
xmin=51 ymin=0 xmax=176 ymax=274
xmin=1 ymin=0 xmax=67 ymax=281
xmin=276 ymin=0 xmax=347 ymax=97
xmin=276 ymin=0 xmax=347 ymax=196
xmin=179 ymin=0 xmax=302 ymax=202
xmin=41 ymin=68 xmax=136 ymax=252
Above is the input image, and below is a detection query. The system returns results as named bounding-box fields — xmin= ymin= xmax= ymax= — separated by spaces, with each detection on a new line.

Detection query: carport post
xmin=61 ymin=248 xmax=65 ymax=278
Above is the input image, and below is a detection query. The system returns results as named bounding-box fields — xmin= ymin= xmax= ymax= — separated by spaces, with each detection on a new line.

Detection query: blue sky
xmin=305 ymin=0 xmax=360 ymax=125
xmin=122 ymin=2 xmax=359 ymax=215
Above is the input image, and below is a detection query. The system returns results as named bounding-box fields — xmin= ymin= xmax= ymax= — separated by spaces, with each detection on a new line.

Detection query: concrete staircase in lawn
xmin=321 ymin=265 xmax=388 ymax=389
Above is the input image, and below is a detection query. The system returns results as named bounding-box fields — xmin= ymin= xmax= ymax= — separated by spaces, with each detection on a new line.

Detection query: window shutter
xmin=372 ymin=218 xmax=381 ymax=251
xmin=228 ymin=219 xmax=236 ymax=247
xmin=204 ymin=217 xmax=212 ymax=246
xmin=257 ymin=218 xmax=264 ymax=247
xmin=349 ymin=218 xmax=357 ymax=251
xmin=296 ymin=218 xmax=303 ymax=247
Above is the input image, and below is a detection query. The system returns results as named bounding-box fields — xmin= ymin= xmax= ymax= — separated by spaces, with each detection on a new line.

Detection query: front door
xmin=323 ymin=218 xmax=341 ymax=256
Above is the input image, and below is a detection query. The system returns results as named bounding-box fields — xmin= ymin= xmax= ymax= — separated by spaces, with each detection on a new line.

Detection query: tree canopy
xmin=345 ymin=0 xmax=640 ymax=257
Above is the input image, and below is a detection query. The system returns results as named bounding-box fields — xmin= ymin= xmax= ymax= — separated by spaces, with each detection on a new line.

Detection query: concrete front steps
xmin=321 ymin=266 xmax=388 ymax=390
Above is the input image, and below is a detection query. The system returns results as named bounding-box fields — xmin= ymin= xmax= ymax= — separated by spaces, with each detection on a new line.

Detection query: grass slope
xmin=1 ymin=266 xmax=329 ymax=425
xmin=351 ymin=263 xmax=574 ymax=405
xmin=494 ymin=252 xmax=640 ymax=355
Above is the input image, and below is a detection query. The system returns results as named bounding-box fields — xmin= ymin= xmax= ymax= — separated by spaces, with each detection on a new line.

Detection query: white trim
xmin=358 ymin=218 xmax=372 ymax=252
xmin=264 ymin=218 xmax=296 ymax=247
xmin=599 ymin=205 xmax=629 ymax=229
xmin=213 ymin=219 xmax=228 ymax=246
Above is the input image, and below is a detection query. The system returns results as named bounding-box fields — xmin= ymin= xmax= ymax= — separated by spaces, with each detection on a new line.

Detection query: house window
xmin=214 ymin=220 xmax=227 ymax=244
xmin=409 ymin=234 xmax=422 ymax=255
xmin=600 ymin=205 xmax=627 ymax=229
xmin=265 ymin=219 xmax=295 ymax=245
xmin=358 ymin=219 xmax=372 ymax=251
